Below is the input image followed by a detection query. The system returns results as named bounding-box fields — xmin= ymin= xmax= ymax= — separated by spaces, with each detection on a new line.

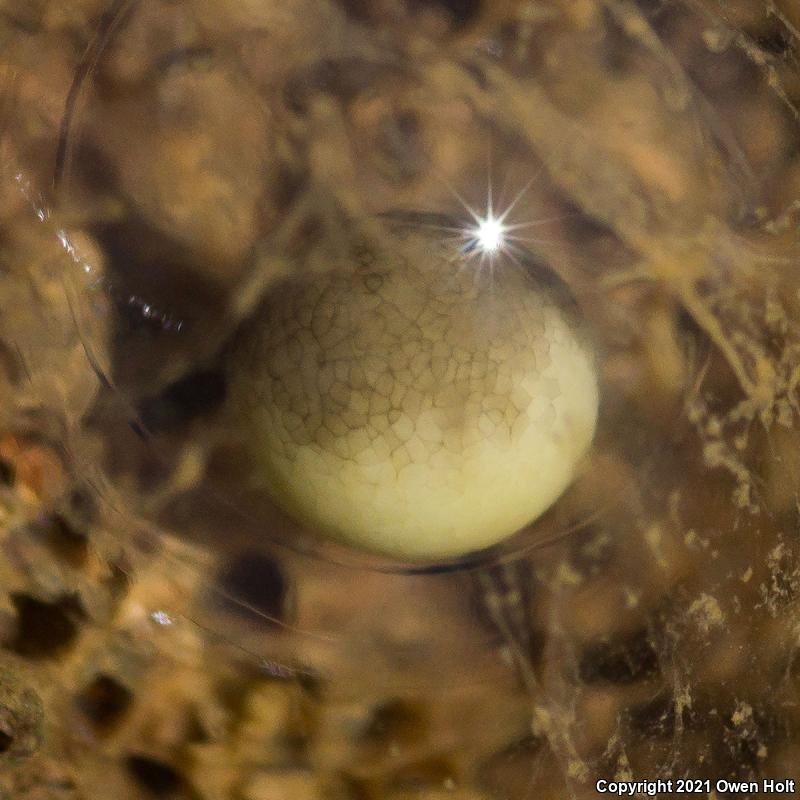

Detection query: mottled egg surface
xmin=228 ymin=228 xmax=598 ymax=559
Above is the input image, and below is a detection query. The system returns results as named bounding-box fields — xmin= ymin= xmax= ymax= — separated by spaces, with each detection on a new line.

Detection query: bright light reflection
xmin=475 ymin=215 xmax=505 ymax=254
xmin=453 ymin=173 xmax=535 ymax=265
xmin=430 ymin=166 xmax=574 ymax=271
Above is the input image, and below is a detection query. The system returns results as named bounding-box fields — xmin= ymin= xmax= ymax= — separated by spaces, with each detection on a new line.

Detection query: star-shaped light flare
xmin=446 ymin=172 xmax=562 ymax=273
xmin=473 ymin=214 xmax=505 ymax=254
xmin=410 ymin=164 xmax=577 ymax=277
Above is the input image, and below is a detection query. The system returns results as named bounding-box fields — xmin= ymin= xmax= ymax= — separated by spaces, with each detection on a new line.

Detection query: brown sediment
xmin=0 ymin=0 xmax=799 ymax=798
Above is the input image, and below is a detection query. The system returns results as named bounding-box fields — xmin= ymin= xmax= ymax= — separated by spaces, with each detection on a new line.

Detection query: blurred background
xmin=1 ymin=0 xmax=800 ymax=797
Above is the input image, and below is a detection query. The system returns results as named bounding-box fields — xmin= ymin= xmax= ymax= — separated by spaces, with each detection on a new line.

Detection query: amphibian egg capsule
xmin=227 ymin=219 xmax=598 ymax=561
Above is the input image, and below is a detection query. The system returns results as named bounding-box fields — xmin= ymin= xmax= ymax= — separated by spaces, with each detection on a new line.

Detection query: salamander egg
xmin=227 ymin=221 xmax=598 ymax=561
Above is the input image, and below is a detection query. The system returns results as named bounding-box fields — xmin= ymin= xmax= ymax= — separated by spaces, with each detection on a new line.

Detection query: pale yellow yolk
xmin=228 ymin=227 xmax=598 ymax=561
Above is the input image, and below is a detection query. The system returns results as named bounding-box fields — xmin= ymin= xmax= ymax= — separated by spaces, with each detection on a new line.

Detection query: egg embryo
xmin=228 ymin=225 xmax=598 ymax=560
